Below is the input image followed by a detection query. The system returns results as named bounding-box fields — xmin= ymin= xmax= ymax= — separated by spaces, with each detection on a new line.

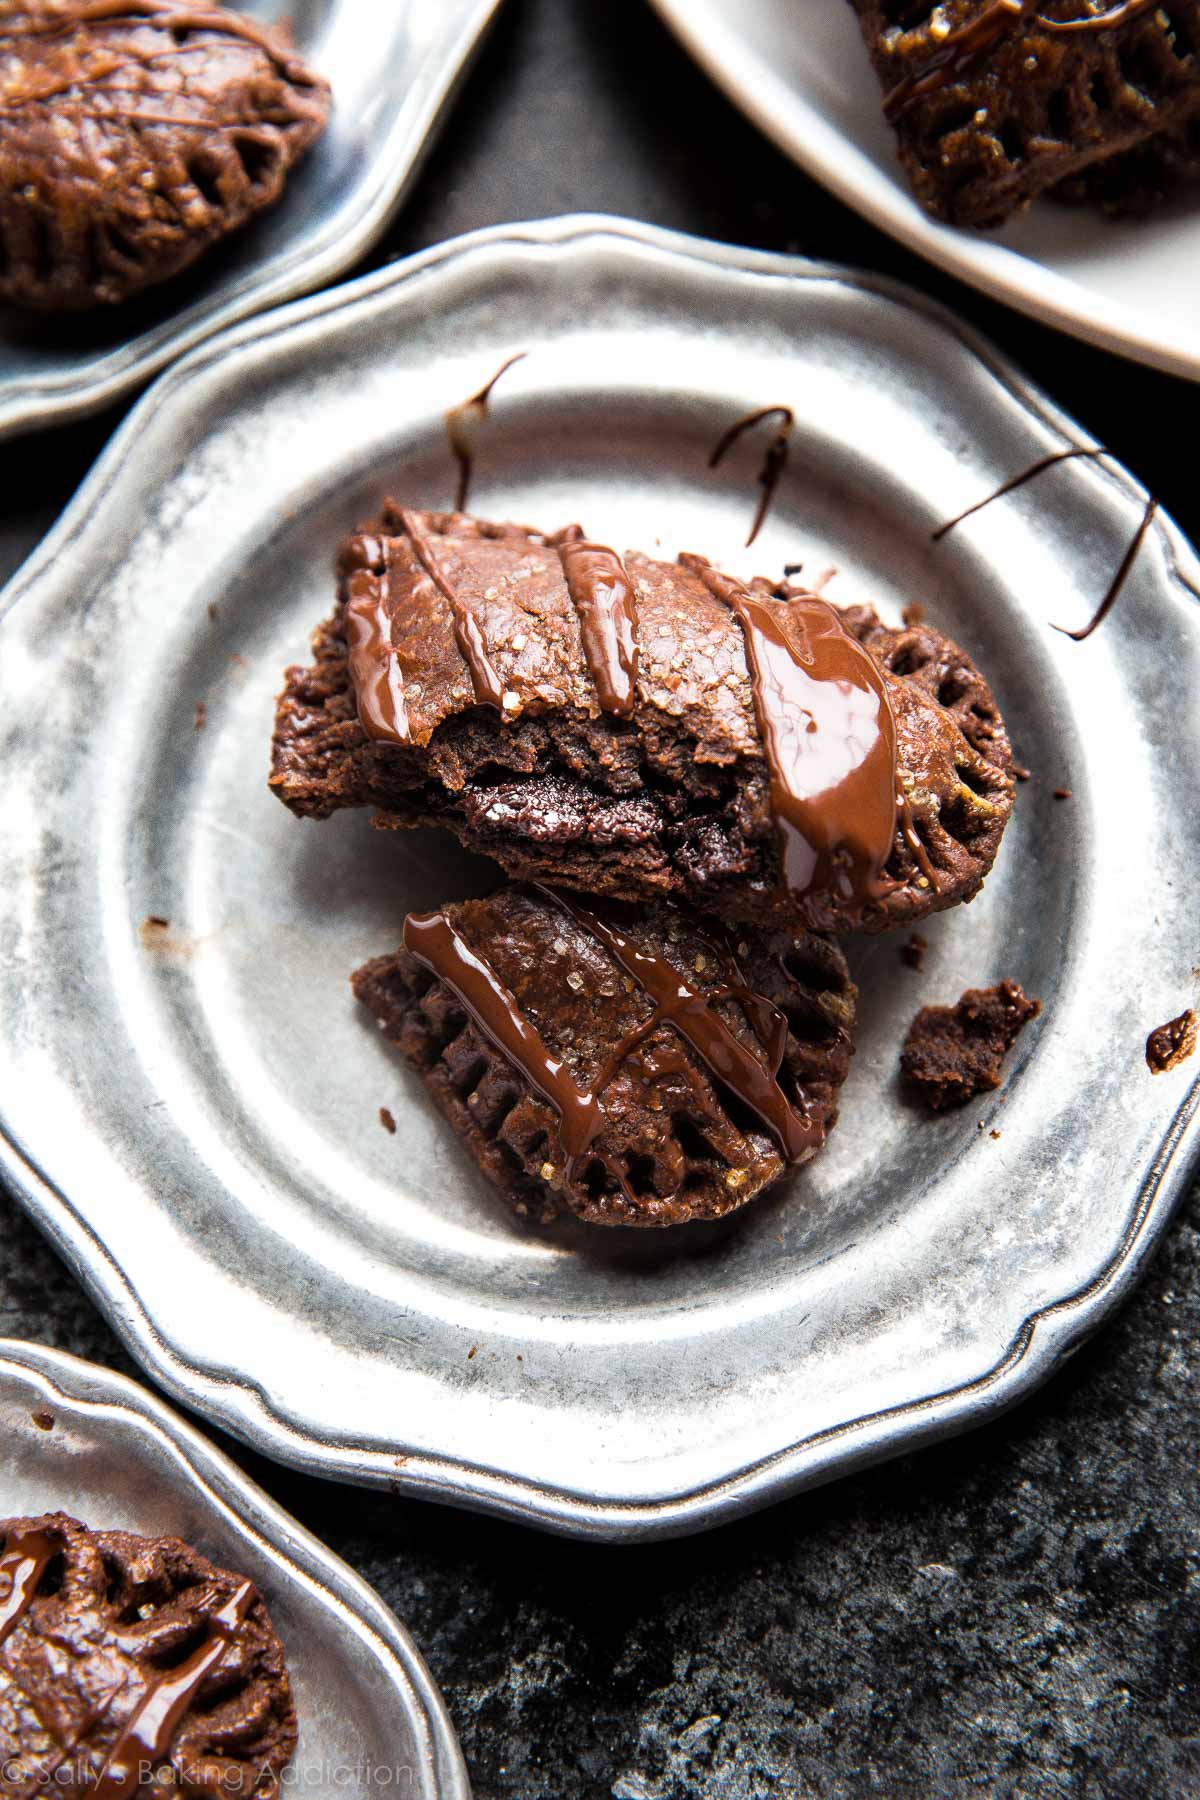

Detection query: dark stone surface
xmin=1 ymin=2 xmax=1198 ymax=1796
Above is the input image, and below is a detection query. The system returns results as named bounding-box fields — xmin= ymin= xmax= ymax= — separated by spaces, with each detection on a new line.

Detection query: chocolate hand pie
xmin=353 ymin=885 xmax=856 ymax=1227
xmin=270 ymin=506 xmax=1014 ymax=936
xmin=847 ymin=0 xmax=1200 ymax=228
xmin=0 ymin=1511 xmax=297 ymax=1797
xmin=0 ymin=2 xmax=330 ymax=311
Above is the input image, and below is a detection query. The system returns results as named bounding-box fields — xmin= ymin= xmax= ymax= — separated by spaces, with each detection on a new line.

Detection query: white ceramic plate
xmin=647 ymin=0 xmax=1200 ymax=381
xmin=0 ymin=1339 xmax=470 ymax=1797
xmin=0 ymin=0 xmax=503 ymax=440
xmin=1 ymin=218 xmax=1198 ymax=1541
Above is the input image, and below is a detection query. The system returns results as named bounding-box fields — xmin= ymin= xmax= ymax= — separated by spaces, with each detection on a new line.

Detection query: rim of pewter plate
xmin=0 ymin=0 xmax=505 ymax=442
xmin=0 ymin=1338 xmax=471 ymax=1798
xmin=0 ymin=216 xmax=1197 ymax=1541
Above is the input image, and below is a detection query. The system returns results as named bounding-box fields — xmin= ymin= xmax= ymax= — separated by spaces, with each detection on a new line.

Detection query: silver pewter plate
xmin=646 ymin=0 xmax=1200 ymax=381
xmin=0 ymin=0 xmax=504 ymax=441
xmin=0 ymin=1338 xmax=470 ymax=1797
xmin=1 ymin=216 xmax=1198 ymax=1542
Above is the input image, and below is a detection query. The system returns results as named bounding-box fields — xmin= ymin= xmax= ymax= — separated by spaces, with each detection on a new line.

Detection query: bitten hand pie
xmin=271 ymin=506 xmax=1014 ymax=936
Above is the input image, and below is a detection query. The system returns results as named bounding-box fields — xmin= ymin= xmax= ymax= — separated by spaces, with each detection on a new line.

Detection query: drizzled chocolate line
xmin=932 ymin=446 xmax=1108 ymax=541
xmin=679 ymin=556 xmax=899 ymax=914
xmin=20 ymin=1682 xmax=129 ymax=1800
xmin=91 ymin=1581 xmax=257 ymax=1800
xmin=402 ymin=892 xmax=826 ymax=1188
xmin=884 ymin=0 xmax=1026 ymax=121
xmin=403 ymin=907 xmax=608 ymax=1158
xmin=344 ymin=540 xmax=408 ymax=744
xmin=550 ymin=890 xmax=825 ymax=1161
xmin=709 ymin=406 xmax=795 ymax=549
xmin=1040 ymin=0 xmax=1160 ymax=30
xmin=556 ymin=536 xmax=640 ymax=717
xmin=0 ymin=1526 xmax=58 ymax=1646
xmin=884 ymin=0 xmax=1162 ymax=121
xmin=397 ymin=509 xmax=507 ymax=713
xmin=1052 ymin=493 xmax=1159 ymax=641
xmin=933 ymin=445 xmax=1159 ymax=641
xmin=444 ymin=352 xmax=527 ymax=514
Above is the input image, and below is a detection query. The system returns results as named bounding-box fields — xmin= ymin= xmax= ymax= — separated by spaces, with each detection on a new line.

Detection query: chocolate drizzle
xmin=932 ymin=446 xmax=1108 ymax=541
xmin=884 ymin=0 xmax=1028 ymax=121
xmin=556 ymin=537 xmax=640 ymax=716
xmin=403 ymin=907 xmax=607 ymax=1160
xmin=1052 ymin=493 xmax=1159 ymax=642
xmin=551 ymin=891 xmax=825 ymax=1162
xmin=932 ymin=445 xmax=1159 ymax=641
xmin=398 ymin=508 xmax=506 ymax=713
xmin=91 ymin=1581 xmax=257 ymax=1800
xmin=0 ymin=1525 xmax=58 ymax=1646
xmin=402 ymin=891 xmax=827 ymax=1185
xmin=445 ymin=352 xmax=527 ymax=514
xmin=884 ymin=0 xmax=1163 ymax=120
xmin=709 ymin=406 xmax=795 ymax=548
xmin=344 ymin=537 xmax=409 ymax=744
xmin=1040 ymin=0 xmax=1160 ymax=30
xmin=679 ymin=556 xmax=899 ymax=914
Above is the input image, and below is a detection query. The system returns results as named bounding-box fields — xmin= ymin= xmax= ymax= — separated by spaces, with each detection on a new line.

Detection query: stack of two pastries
xmin=271 ymin=505 xmax=1015 ymax=1228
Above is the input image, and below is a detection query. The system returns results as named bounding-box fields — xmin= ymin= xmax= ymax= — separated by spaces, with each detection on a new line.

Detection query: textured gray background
xmin=2 ymin=3 xmax=1198 ymax=1796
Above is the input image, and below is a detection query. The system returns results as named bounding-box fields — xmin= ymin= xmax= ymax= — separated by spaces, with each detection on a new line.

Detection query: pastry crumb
xmin=1146 ymin=1010 xmax=1197 ymax=1075
xmin=903 ymin=981 xmax=1042 ymax=1112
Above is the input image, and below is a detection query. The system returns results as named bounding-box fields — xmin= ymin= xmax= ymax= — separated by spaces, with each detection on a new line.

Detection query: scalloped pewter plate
xmin=646 ymin=0 xmax=1200 ymax=381
xmin=0 ymin=0 xmax=503 ymax=440
xmin=1 ymin=217 xmax=1198 ymax=1542
xmin=0 ymin=1339 xmax=470 ymax=1796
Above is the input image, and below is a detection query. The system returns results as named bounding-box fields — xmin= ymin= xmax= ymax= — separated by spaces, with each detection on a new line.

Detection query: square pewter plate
xmin=1 ymin=217 xmax=1198 ymax=1542
xmin=0 ymin=1339 xmax=470 ymax=1797
xmin=0 ymin=0 xmax=503 ymax=440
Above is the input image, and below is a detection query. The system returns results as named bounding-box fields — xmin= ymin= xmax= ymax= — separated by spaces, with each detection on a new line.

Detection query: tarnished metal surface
xmin=1 ymin=217 xmax=1197 ymax=1539
xmin=0 ymin=1339 xmax=470 ymax=1796
xmin=0 ymin=0 xmax=503 ymax=439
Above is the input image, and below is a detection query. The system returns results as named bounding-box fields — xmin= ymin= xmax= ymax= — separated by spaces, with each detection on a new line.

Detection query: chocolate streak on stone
xmin=91 ymin=1580 xmax=256 ymax=1800
xmin=1146 ymin=1008 xmax=1198 ymax=1074
xmin=397 ymin=508 xmax=506 ymax=713
xmin=445 ymin=352 xmax=527 ymax=514
xmin=403 ymin=895 xmax=825 ymax=1184
xmin=708 ymin=406 xmax=795 ymax=548
xmin=0 ymin=1526 xmax=58 ymax=1645
xmin=679 ymin=556 xmax=899 ymax=916
xmin=556 ymin=538 xmax=640 ymax=717
xmin=344 ymin=537 xmax=409 ymax=744
xmin=884 ymin=0 xmax=1160 ymax=121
